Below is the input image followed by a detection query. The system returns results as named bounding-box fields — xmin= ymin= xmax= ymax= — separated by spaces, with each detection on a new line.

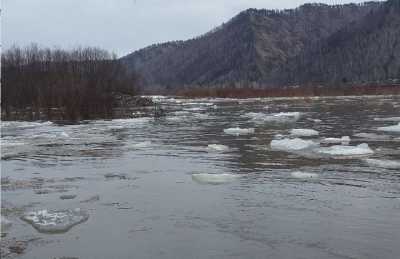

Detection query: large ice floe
xmin=207 ymin=144 xmax=229 ymax=152
xmin=377 ymin=123 xmax=400 ymax=133
xmin=270 ymin=138 xmax=318 ymax=151
xmin=224 ymin=127 xmax=255 ymax=136
xmin=291 ymin=171 xmax=319 ymax=179
xmin=290 ymin=128 xmax=319 ymax=137
xmin=192 ymin=173 xmax=240 ymax=184
xmin=321 ymin=136 xmax=350 ymax=145
xmin=245 ymin=112 xmax=301 ymax=123
xmin=364 ymin=158 xmax=400 ymax=169
xmin=21 ymin=208 xmax=89 ymax=233
xmin=316 ymin=143 xmax=373 ymax=157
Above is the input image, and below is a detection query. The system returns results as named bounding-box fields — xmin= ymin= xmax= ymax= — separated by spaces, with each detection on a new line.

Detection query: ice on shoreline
xmin=21 ymin=208 xmax=89 ymax=233
xmin=224 ymin=127 xmax=255 ymax=136
xmin=270 ymin=138 xmax=318 ymax=151
xmin=290 ymin=128 xmax=319 ymax=137
xmin=192 ymin=173 xmax=240 ymax=184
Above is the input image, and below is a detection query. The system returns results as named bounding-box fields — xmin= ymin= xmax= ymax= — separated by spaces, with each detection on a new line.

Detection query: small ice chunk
xmin=316 ymin=143 xmax=373 ymax=157
xmin=270 ymin=138 xmax=318 ymax=151
xmin=224 ymin=127 xmax=255 ymax=136
xmin=291 ymin=171 xmax=319 ymax=179
xmin=21 ymin=208 xmax=89 ymax=233
xmin=131 ymin=141 xmax=152 ymax=148
xmin=364 ymin=158 xmax=400 ymax=169
xmin=377 ymin=123 xmax=400 ymax=133
xmin=373 ymin=117 xmax=400 ymax=122
xmin=245 ymin=112 xmax=301 ymax=123
xmin=354 ymin=132 xmax=390 ymax=140
xmin=207 ymin=144 xmax=229 ymax=152
xmin=321 ymin=136 xmax=350 ymax=145
xmin=192 ymin=173 xmax=240 ymax=184
xmin=290 ymin=128 xmax=319 ymax=137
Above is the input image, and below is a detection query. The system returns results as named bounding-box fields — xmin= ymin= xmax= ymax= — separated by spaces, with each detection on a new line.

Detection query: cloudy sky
xmin=2 ymin=0 xmax=377 ymax=56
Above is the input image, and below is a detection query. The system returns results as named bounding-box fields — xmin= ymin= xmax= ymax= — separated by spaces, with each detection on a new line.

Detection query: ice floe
xmin=270 ymin=138 xmax=318 ymax=151
xmin=192 ymin=173 xmax=240 ymax=184
xmin=321 ymin=136 xmax=350 ymax=145
xmin=291 ymin=171 xmax=319 ymax=179
xmin=316 ymin=143 xmax=373 ymax=157
xmin=207 ymin=144 xmax=229 ymax=152
xmin=373 ymin=117 xmax=400 ymax=122
xmin=21 ymin=208 xmax=89 ymax=233
xmin=377 ymin=123 xmax=400 ymax=133
xmin=245 ymin=112 xmax=301 ymax=123
xmin=130 ymin=141 xmax=152 ymax=148
xmin=353 ymin=132 xmax=391 ymax=140
xmin=364 ymin=158 xmax=400 ymax=169
xmin=290 ymin=128 xmax=319 ymax=137
xmin=224 ymin=127 xmax=255 ymax=136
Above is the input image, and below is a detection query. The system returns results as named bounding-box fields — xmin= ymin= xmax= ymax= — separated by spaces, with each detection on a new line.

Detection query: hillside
xmin=121 ymin=1 xmax=399 ymax=91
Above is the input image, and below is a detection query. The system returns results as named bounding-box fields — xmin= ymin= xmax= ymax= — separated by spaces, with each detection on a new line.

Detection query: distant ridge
xmin=121 ymin=1 xmax=400 ymax=92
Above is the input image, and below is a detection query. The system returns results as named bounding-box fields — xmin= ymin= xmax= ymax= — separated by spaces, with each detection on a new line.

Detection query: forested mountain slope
xmin=121 ymin=1 xmax=399 ymax=91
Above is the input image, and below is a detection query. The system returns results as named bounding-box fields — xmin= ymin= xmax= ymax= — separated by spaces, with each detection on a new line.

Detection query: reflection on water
xmin=1 ymin=95 xmax=400 ymax=259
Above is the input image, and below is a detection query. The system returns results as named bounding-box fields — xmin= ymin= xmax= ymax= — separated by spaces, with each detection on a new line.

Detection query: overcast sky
xmin=2 ymin=0 xmax=378 ymax=56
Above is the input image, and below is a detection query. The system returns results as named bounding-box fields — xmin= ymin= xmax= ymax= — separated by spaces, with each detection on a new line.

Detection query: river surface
xmin=1 ymin=95 xmax=400 ymax=259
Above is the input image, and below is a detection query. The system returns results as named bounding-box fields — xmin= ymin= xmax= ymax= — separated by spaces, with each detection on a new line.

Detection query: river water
xmin=1 ymin=95 xmax=400 ymax=259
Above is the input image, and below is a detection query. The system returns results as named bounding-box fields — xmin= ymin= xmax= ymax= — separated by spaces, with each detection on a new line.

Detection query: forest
xmin=1 ymin=44 xmax=137 ymax=121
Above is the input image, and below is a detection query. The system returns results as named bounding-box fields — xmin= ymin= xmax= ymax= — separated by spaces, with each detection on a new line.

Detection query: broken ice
xmin=21 ymin=209 xmax=89 ymax=233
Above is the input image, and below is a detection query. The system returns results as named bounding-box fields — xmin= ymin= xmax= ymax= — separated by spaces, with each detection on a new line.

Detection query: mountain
xmin=121 ymin=1 xmax=399 ymax=92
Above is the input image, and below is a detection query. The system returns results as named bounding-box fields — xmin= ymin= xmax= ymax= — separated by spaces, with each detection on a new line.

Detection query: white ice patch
xmin=321 ymin=136 xmax=350 ymax=145
xmin=364 ymin=158 xmax=400 ymax=169
xmin=131 ymin=141 xmax=152 ymax=148
xmin=377 ymin=123 xmax=400 ymax=133
xmin=245 ymin=112 xmax=301 ymax=123
xmin=291 ymin=171 xmax=319 ymax=179
xmin=192 ymin=173 xmax=240 ymax=184
xmin=290 ymin=128 xmax=319 ymax=137
xmin=374 ymin=117 xmax=400 ymax=122
xmin=21 ymin=208 xmax=89 ymax=233
xmin=354 ymin=132 xmax=391 ymax=140
xmin=207 ymin=144 xmax=229 ymax=152
xmin=270 ymin=138 xmax=318 ymax=151
xmin=316 ymin=143 xmax=373 ymax=157
xmin=224 ymin=127 xmax=255 ymax=136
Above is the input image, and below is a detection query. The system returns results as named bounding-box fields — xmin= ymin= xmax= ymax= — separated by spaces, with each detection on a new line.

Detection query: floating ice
xmin=364 ymin=158 xmax=400 ymax=169
xmin=245 ymin=112 xmax=301 ymax=123
xmin=291 ymin=171 xmax=319 ymax=179
xmin=131 ymin=141 xmax=152 ymax=148
xmin=377 ymin=123 xmax=400 ymax=133
xmin=21 ymin=208 xmax=89 ymax=233
xmin=192 ymin=173 xmax=240 ymax=184
xmin=207 ymin=144 xmax=229 ymax=152
xmin=316 ymin=143 xmax=373 ymax=157
xmin=321 ymin=136 xmax=350 ymax=145
xmin=290 ymin=128 xmax=319 ymax=137
xmin=270 ymin=138 xmax=318 ymax=151
xmin=354 ymin=132 xmax=391 ymax=140
xmin=224 ymin=127 xmax=255 ymax=136
xmin=374 ymin=117 xmax=400 ymax=122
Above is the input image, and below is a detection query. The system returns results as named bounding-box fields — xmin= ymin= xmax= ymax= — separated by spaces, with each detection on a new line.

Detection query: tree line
xmin=1 ymin=44 xmax=137 ymax=121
